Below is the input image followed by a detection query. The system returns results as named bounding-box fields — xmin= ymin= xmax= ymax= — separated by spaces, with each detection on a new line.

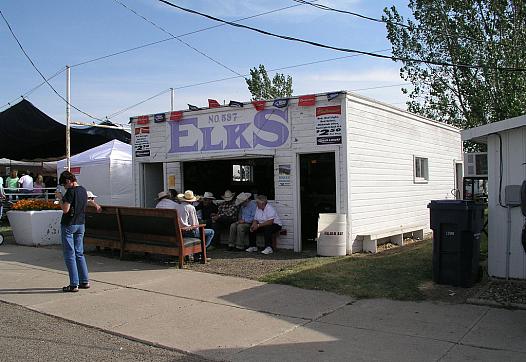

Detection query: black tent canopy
xmin=0 ymin=99 xmax=130 ymax=161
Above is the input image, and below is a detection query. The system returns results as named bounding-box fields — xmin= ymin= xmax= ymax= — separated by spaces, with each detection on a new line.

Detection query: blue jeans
xmin=184 ymin=228 xmax=215 ymax=248
xmin=61 ymin=224 xmax=89 ymax=287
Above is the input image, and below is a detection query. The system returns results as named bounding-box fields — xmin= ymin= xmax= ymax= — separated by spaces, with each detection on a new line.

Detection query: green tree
xmin=383 ymin=1 xmax=526 ymax=129
xmin=245 ymin=64 xmax=293 ymax=100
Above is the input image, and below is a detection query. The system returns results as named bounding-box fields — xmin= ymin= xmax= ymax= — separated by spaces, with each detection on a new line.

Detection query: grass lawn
xmin=260 ymin=240 xmax=434 ymax=301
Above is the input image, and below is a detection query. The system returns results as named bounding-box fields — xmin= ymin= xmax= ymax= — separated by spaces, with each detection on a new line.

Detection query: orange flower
xmin=11 ymin=199 xmax=61 ymax=211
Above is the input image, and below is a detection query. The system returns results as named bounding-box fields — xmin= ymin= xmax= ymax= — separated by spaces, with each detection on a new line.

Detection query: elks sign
xmin=168 ymin=109 xmax=290 ymax=153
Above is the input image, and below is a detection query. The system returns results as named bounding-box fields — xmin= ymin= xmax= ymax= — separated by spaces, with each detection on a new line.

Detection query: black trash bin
xmin=427 ymin=200 xmax=484 ymax=287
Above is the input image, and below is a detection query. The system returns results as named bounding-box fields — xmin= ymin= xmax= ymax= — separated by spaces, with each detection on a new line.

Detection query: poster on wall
xmin=134 ymin=127 xmax=151 ymax=157
xmin=278 ymin=164 xmax=291 ymax=186
xmin=315 ymin=105 xmax=342 ymax=145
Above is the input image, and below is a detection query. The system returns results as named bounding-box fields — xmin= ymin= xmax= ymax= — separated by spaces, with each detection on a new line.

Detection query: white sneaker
xmin=246 ymin=246 xmax=258 ymax=253
xmin=261 ymin=246 xmax=273 ymax=255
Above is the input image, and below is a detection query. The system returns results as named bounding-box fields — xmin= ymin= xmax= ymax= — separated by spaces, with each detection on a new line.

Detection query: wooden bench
xmin=84 ymin=206 xmax=206 ymax=268
xmin=359 ymin=226 xmax=425 ymax=253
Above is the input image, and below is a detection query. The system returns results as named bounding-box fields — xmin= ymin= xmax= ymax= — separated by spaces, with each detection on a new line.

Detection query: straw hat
xmin=87 ymin=191 xmax=98 ymax=198
xmin=177 ymin=190 xmax=198 ymax=202
xmin=202 ymin=191 xmax=215 ymax=200
xmin=157 ymin=191 xmax=170 ymax=200
xmin=235 ymin=192 xmax=251 ymax=206
xmin=221 ymin=189 xmax=235 ymax=201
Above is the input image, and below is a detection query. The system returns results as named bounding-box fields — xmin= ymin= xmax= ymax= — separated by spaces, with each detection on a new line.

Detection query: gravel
xmin=471 ymin=279 xmax=526 ymax=308
xmin=103 ymin=247 xmax=318 ymax=280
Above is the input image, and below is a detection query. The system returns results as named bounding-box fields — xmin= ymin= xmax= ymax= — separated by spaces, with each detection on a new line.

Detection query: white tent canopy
xmin=57 ymin=140 xmax=134 ymax=206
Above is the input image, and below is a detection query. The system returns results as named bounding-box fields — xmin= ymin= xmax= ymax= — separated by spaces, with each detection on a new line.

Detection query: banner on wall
xmin=315 ymin=105 xmax=342 ymax=145
xmin=134 ymin=127 xmax=151 ymax=157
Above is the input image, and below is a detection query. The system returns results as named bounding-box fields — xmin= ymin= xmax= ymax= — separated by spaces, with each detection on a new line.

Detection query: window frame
xmin=413 ymin=156 xmax=429 ymax=184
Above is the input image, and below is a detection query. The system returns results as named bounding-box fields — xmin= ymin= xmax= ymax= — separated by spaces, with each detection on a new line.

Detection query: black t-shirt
xmin=61 ymin=185 xmax=88 ymax=226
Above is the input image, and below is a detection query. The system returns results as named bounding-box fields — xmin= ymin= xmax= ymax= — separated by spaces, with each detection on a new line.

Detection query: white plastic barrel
xmin=317 ymin=213 xmax=347 ymax=256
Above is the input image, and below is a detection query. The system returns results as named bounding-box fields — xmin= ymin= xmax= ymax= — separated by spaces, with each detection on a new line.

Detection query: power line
xmin=0 ymin=10 xmax=105 ymax=122
xmin=103 ymin=49 xmax=394 ymax=119
xmin=106 ymin=88 xmax=172 ymax=119
xmin=112 ymin=0 xmax=243 ymax=77
xmin=2 ymin=1 xmax=320 ymax=110
xmin=0 ymin=67 xmax=65 ymax=111
xmin=158 ymin=0 xmax=526 ymax=72
xmin=292 ymin=0 xmax=409 ymax=28
xmin=70 ymin=1 xmax=315 ymax=69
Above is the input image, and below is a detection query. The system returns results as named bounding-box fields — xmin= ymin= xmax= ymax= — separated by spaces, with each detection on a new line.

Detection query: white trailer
xmin=131 ymin=91 xmax=462 ymax=253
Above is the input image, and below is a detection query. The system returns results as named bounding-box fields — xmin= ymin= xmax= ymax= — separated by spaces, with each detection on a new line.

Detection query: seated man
xmin=246 ymin=195 xmax=282 ymax=255
xmin=177 ymin=190 xmax=214 ymax=260
xmin=228 ymin=192 xmax=256 ymax=251
xmin=211 ymin=189 xmax=238 ymax=246
xmin=195 ymin=191 xmax=218 ymax=229
xmin=155 ymin=190 xmax=179 ymax=209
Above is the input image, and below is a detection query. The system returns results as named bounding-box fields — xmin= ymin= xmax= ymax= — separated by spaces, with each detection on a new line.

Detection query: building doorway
xmin=299 ymin=152 xmax=336 ymax=249
xmin=141 ymin=162 xmax=163 ymax=207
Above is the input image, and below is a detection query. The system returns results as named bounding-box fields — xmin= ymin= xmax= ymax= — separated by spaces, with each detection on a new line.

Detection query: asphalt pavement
xmin=1 ymin=243 xmax=525 ymax=361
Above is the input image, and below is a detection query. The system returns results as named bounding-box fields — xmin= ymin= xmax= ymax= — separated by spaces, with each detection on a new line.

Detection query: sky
xmin=0 ymin=0 xmax=413 ymax=127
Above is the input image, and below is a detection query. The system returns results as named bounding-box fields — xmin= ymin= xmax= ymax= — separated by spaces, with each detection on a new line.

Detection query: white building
xmin=130 ymin=91 xmax=462 ymax=253
xmin=462 ymin=115 xmax=526 ymax=279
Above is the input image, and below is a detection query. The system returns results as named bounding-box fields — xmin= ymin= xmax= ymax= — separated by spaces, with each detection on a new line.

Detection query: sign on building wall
xmin=278 ymin=164 xmax=291 ymax=186
xmin=315 ymin=105 xmax=342 ymax=145
xmin=134 ymin=127 xmax=151 ymax=157
xmin=167 ymin=108 xmax=290 ymax=154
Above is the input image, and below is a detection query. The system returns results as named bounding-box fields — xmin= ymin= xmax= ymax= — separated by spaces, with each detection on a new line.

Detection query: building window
xmin=414 ymin=156 xmax=429 ymax=183
xmin=232 ymin=164 xmax=254 ymax=183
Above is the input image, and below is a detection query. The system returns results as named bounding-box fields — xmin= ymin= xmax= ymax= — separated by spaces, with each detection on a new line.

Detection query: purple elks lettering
xmin=200 ymin=126 xmax=223 ymax=151
xmin=224 ymin=123 xmax=251 ymax=150
xmin=253 ymin=109 xmax=289 ymax=148
xmin=168 ymin=118 xmax=198 ymax=152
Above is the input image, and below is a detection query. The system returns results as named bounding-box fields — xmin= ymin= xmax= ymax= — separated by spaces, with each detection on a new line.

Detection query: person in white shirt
xmin=155 ymin=191 xmax=179 ymax=209
xmin=177 ymin=190 xmax=214 ymax=262
xmin=0 ymin=176 xmax=5 ymax=219
xmin=18 ymin=170 xmax=33 ymax=195
xmin=246 ymin=194 xmax=282 ymax=255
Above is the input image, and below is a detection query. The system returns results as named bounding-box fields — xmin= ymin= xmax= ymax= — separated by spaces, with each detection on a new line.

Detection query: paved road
xmin=0 ymin=301 xmax=207 ymax=362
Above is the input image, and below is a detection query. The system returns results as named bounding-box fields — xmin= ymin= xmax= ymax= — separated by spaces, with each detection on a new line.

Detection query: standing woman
xmin=55 ymin=171 xmax=89 ymax=292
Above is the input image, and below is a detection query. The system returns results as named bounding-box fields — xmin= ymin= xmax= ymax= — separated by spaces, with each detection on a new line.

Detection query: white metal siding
xmin=345 ymin=94 xmax=462 ymax=252
xmin=487 ymin=129 xmax=526 ymax=279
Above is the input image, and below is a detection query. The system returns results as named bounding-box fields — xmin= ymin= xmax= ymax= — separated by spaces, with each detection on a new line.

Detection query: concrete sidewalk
xmin=0 ymin=244 xmax=525 ymax=361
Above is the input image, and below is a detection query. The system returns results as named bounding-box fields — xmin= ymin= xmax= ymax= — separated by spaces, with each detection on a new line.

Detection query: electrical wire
xmin=103 ymin=48 xmax=395 ymax=119
xmin=2 ymin=0 xmax=322 ymax=112
xmin=158 ymin=0 xmax=526 ymax=72
xmin=0 ymin=68 xmax=65 ymax=111
xmin=0 ymin=10 xmax=105 ymax=122
xmin=70 ymin=0 xmax=315 ymax=68
xmin=292 ymin=0 xmax=409 ymax=28
xmin=106 ymin=88 xmax=172 ymax=119
xmin=112 ymin=0 xmax=243 ymax=77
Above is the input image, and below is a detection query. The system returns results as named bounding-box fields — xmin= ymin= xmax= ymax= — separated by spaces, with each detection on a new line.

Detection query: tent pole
xmin=66 ymin=65 xmax=71 ymax=171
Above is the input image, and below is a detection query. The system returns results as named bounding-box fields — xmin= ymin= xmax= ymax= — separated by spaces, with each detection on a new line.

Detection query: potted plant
xmin=7 ymin=199 xmax=63 ymax=246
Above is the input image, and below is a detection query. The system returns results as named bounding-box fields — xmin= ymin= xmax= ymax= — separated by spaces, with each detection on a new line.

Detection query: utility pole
xmin=66 ymin=65 xmax=71 ymax=171
xmin=170 ymin=88 xmax=174 ymax=111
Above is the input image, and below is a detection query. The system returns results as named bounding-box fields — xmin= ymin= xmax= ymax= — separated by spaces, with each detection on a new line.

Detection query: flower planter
xmin=7 ymin=210 xmax=63 ymax=246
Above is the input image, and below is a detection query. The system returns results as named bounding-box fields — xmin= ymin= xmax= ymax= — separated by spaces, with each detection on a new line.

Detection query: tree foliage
xmin=245 ymin=64 xmax=293 ymax=100
xmin=383 ymin=1 xmax=526 ymax=129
